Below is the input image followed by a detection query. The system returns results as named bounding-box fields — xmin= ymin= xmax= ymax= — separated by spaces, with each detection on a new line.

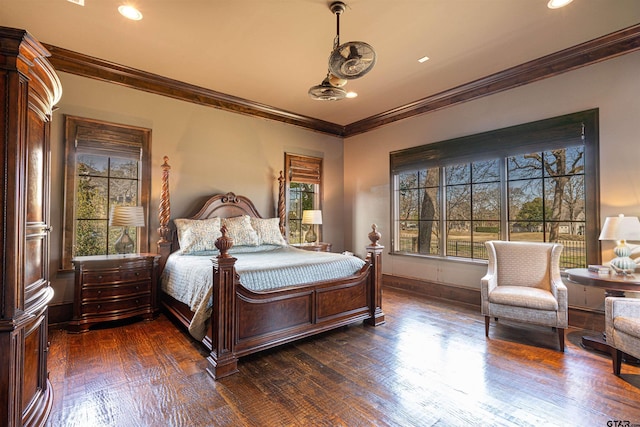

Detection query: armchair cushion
xmin=489 ymin=286 xmax=559 ymax=311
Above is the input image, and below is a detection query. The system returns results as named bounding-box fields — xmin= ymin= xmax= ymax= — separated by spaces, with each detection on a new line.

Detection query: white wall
xmin=344 ymin=51 xmax=640 ymax=310
xmin=49 ymin=73 xmax=344 ymax=304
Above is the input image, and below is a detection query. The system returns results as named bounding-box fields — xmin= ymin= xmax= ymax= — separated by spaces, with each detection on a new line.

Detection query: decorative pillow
xmin=250 ymin=217 xmax=287 ymax=246
xmin=174 ymin=217 xmax=222 ymax=254
xmin=221 ymin=215 xmax=260 ymax=246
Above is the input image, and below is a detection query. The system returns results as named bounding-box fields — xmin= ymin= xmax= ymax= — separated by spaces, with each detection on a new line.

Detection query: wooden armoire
xmin=0 ymin=27 xmax=62 ymax=426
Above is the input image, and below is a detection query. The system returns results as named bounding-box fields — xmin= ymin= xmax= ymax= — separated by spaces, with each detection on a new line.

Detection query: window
xmin=62 ymin=116 xmax=151 ymax=270
xmin=390 ymin=110 xmax=599 ymax=268
xmin=285 ymin=153 xmax=323 ymax=244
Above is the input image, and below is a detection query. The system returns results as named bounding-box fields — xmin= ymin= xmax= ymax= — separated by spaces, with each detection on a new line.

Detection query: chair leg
xmin=557 ymin=328 xmax=565 ymax=352
xmin=612 ymin=348 xmax=623 ymax=375
xmin=484 ymin=316 xmax=490 ymax=337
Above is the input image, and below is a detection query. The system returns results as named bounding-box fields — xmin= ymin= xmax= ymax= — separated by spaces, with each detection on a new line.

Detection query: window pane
xmin=447 ymin=184 xmax=470 ymax=220
xmin=549 ymin=222 xmax=585 ymax=268
xmin=110 ymin=157 xmax=139 ymax=179
xmin=418 ymin=220 xmax=439 ymax=254
xmin=447 ymin=221 xmax=470 ymax=257
xmin=544 ymin=146 xmax=584 ymax=177
xmin=78 ymin=154 xmax=108 ymax=177
xmin=508 ymin=180 xmax=543 ymax=221
xmin=110 ymin=178 xmax=138 ymax=205
xmin=446 ymin=164 xmax=469 ymax=185
xmin=420 ymin=187 xmax=439 ymax=221
xmin=421 ymin=169 xmax=439 ymax=187
xmin=472 ymin=182 xmax=500 ymax=220
xmin=473 ymin=220 xmax=500 ymax=259
xmin=76 ymin=176 xmax=108 ymax=219
xmin=472 ymin=159 xmax=500 ymax=183
xmin=508 ymin=153 xmax=542 ymax=180
xmin=509 ymin=222 xmax=544 ymax=242
xmin=399 ymin=189 xmax=420 ymax=224
xmin=399 ymin=170 xmax=420 ymax=190
xmin=75 ymin=220 xmax=107 ymax=256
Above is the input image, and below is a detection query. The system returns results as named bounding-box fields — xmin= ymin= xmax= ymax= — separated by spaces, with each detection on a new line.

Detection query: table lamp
xmin=110 ymin=205 xmax=145 ymax=254
xmin=302 ymin=210 xmax=322 ymax=243
xmin=598 ymin=214 xmax=640 ymax=274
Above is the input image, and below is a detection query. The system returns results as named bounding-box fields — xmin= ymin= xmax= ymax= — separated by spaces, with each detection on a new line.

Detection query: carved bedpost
xmin=206 ymin=227 xmax=239 ymax=379
xmin=157 ymin=156 xmax=172 ymax=273
xmin=365 ymin=224 xmax=385 ymax=326
xmin=277 ymin=170 xmax=286 ymax=237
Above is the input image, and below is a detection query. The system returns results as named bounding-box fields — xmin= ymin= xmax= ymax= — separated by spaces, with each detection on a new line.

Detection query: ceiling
xmin=2 ymin=1 xmax=640 ymax=127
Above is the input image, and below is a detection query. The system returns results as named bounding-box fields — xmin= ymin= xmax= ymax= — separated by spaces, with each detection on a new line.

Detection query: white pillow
xmin=174 ymin=217 xmax=222 ymax=254
xmin=221 ymin=215 xmax=260 ymax=246
xmin=250 ymin=217 xmax=287 ymax=246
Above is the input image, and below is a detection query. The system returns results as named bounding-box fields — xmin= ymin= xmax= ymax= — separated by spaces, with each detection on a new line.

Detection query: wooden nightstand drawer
xmin=82 ymin=268 xmax=151 ymax=285
xmin=69 ymin=253 xmax=160 ymax=333
xmin=82 ymin=281 xmax=151 ymax=300
xmin=81 ymin=295 xmax=152 ymax=317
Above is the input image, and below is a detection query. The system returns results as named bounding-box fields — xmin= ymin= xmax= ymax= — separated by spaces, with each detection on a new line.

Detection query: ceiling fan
xmin=308 ymin=1 xmax=377 ymax=101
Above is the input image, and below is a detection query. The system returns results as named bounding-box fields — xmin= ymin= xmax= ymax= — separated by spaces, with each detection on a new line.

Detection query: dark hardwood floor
xmin=46 ymin=288 xmax=640 ymax=427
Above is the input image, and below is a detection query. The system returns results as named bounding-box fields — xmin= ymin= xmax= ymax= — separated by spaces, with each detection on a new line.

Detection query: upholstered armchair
xmin=481 ymin=240 xmax=568 ymax=351
xmin=605 ymin=297 xmax=640 ymax=375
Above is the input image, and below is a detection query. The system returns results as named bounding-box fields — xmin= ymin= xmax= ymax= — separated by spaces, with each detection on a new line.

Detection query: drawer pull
xmin=98 ymin=275 xmax=103 ymax=280
xmin=135 ymin=272 xmax=140 ymax=276
xmin=97 ymin=290 xmax=101 ymax=296
xmin=97 ymin=304 xmax=101 ymax=311
xmin=135 ymin=286 xmax=140 ymax=291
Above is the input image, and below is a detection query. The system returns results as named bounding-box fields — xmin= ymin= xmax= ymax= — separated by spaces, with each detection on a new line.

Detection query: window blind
xmin=286 ymin=153 xmax=322 ymax=184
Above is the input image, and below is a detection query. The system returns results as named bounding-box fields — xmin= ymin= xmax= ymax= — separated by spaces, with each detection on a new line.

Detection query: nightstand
xmin=292 ymin=242 xmax=332 ymax=252
xmin=69 ymin=253 xmax=160 ymax=333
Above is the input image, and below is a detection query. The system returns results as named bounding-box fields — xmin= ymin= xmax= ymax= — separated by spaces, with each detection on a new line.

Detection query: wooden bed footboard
xmin=207 ymin=225 xmax=385 ymax=379
xmin=156 ymin=156 xmax=384 ymax=380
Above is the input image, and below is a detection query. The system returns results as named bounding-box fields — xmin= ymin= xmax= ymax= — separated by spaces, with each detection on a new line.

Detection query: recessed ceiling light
xmin=346 ymin=92 xmax=358 ymax=99
xmin=118 ymin=5 xmax=143 ymax=20
xmin=547 ymin=0 xmax=573 ymax=9
xmin=67 ymin=0 xmax=84 ymax=5
xmin=418 ymin=56 xmax=430 ymax=63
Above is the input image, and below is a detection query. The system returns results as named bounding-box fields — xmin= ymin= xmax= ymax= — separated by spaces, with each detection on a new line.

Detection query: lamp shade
xmin=109 ymin=206 xmax=145 ymax=227
xmin=598 ymin=214 xmax=640 ymax=241
xmin=302 ymin=210 xmax=323 ymax=225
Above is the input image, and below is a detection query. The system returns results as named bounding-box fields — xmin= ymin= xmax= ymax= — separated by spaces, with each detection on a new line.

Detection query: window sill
xmin=389 ymin=251 xmax=489 ymax=267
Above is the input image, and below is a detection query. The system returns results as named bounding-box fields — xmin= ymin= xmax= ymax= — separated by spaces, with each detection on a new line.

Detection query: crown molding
xmin=42 ymin=44 xmax=345 ymax=137
xmin=344 ymin=23 xmax=640 ymax=137
xmin=42 ymin=23 xmax=640 ymax=138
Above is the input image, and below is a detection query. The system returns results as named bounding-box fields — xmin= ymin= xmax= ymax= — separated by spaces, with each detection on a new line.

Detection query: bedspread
xmin=161 ymin=246 xmax=367 ymax=340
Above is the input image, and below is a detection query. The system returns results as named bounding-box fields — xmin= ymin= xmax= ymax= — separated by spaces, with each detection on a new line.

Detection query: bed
xmin=156 ymin=157 xmax=385 ymax=379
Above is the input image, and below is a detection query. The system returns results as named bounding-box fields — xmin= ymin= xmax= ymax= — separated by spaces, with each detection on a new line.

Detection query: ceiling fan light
xmin=308 ymin=78 xmax=347 ymax=101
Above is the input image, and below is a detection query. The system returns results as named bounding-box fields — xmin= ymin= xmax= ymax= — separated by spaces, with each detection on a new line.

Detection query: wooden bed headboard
xmin=157 ymin=156 xmax=286 ymax=271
